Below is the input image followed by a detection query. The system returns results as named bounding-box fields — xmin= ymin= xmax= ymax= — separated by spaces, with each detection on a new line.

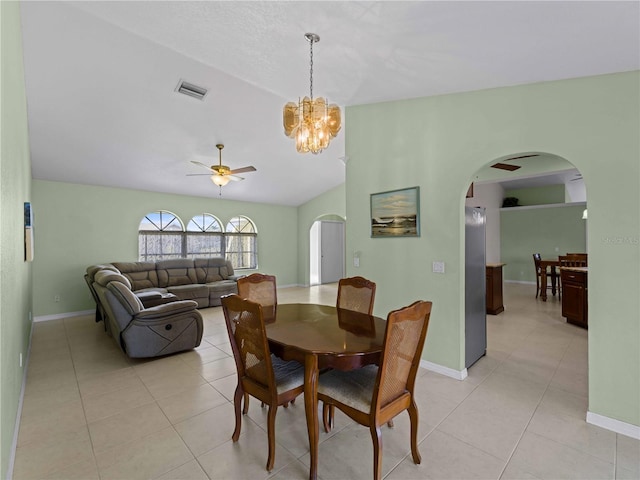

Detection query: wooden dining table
xmin=264 ymin=303 xmax=387 ymax=480
xmin=539 ymin=259 xmax=560 ymax=301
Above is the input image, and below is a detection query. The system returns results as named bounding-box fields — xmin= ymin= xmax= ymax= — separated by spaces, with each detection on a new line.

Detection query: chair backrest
xmin=373 ymin=300 xmax=432 ymax=409
xmin=237 ymin=273 xmax=277 ymax=319
xmin=337 ymin=276 xmax=377 ymax=314
xmin=532 ymin=253 xmax=542 ymax=274
xmin=222 ymin=294 xmax=275 ymax=392
xmin=559 ymin=255 xmax=588 ymax=268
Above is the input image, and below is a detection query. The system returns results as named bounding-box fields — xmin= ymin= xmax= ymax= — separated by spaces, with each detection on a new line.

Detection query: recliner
xmin=93 ymin=270 xmax=203 ymax=358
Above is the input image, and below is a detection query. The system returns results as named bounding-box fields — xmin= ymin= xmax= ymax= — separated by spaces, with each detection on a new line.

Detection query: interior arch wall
xmin=297 ymin=184 xmax=346 ymax=286
xmin=344 ymin=72 xmax=639 ymax=428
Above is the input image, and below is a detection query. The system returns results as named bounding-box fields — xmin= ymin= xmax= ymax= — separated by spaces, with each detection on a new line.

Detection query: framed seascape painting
xmin=370 ymin=186 xmax=420 ymax=238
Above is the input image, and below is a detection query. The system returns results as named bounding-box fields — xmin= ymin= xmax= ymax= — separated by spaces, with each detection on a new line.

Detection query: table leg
xmin=541 ymin=268 xmax=548 ymax=301
xmin=550 ymin=267 xmax=557 ymax=296
xmin=304 ymin=354 xmax=319 ymax=480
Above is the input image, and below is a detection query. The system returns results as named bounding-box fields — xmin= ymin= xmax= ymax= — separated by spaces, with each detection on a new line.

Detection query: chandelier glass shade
xmin=283 ymin=33 xmax=341 ymax=154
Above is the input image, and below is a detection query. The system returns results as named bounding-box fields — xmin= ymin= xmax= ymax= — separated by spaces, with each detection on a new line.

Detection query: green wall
xmin=0 ymin=2 xmax=33 ymax=476
xmin=32 ymin=180 xmax=298 ymax=316
xmin=504 ymin=184 xmax=565 ymax=206
xmin=297 ymin=183 xmax=346 ymax=286
xmin=345 ymin=72 xmax=640 ymax=427
xmin=501 ymin=204 xmax=587 ymax=282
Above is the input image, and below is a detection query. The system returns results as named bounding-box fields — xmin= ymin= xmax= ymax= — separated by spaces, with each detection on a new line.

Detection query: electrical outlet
xmin=54 ymin=295 xmax=61 ymax=302
xmin=353 ymin=257 xmax=360 ymax=267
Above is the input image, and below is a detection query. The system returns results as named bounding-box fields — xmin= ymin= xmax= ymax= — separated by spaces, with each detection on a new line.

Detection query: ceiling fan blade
xmin=191 ymin=160 xmax=213 ymax=171
xmin=227 ymin=175 xmax=244 ymax=182
xmin=228 ymin=166 xmax=256 ymax=175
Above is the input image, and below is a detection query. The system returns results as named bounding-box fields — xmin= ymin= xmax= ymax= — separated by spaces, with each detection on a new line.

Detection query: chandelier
xmin=283 ymin=33 xmax=341 ymax=154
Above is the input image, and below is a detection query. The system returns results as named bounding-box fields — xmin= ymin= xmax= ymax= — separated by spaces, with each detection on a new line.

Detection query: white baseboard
xmin=587 ymin=411 xmax=640 ymax=440
xmin=504 ymin=280 xmax=536 ymax=285
xmin=7 ymin=319 xmax=34 ymax=479
xmin=34 ymin=309 xmax=94 ymax=322
xmin=421 ymin=360 xmax=468 ymax=380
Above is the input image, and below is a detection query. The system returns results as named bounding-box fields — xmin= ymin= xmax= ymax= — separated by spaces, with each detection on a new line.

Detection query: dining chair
xmin=532 ymin=253 xmax=558 ymax=298
xmin=237 ymin=273 xmax=277 ymax=319
xmin=324 ymin=276 xmax=378 ymax=427
xmin=221 ymin=294 xmax=304 ymax=472
xmin=337 ymin=276 xmax=377 ymax=314
xmin=564 ymin=253 xmax=588 ymax=264
xmin=559 ymin=254 xmax=588 ymax=268
xmin=236 ymin=273 xmax=279 ymax=411
xmin=318 ymin=300 xmax=433 ymax=480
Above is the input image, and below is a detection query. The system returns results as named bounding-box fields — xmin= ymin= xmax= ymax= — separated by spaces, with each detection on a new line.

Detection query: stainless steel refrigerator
xmin=465 ymin=206 xmax=487 ymax=368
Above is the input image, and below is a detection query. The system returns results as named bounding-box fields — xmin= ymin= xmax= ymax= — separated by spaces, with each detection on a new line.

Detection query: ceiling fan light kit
xmin=283 ymin=33 xmax=341 ymax=154
xmin=189 ymin=143 xmax=256 ymax=194
xmin=211 ymin=173 xmax=230 ymax=187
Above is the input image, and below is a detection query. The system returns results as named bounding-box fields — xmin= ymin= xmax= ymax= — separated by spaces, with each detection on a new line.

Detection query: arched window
xmin=186 ymin=213 xmax=223 ymax=259
xmin=225 ymin=216 xmax=257 ymax=269
xmin=138 ymin=211 xmax=185 ymax=261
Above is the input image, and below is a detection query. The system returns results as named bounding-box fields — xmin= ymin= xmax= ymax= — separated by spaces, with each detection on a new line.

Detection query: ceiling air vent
xmin=175 ymin=80 xmax=208 ymax=101
xmin=491 ymin=162 xmax=522 ymax=171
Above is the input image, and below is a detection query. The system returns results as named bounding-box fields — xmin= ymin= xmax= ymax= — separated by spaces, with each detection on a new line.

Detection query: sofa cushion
xmin=195 ymin=257 xmax=233 ymax=282
xmin=156 ymin=259 xmax=198 ymax=287
xmin=108 ymin=281 xmax=144 ymax=315
xmin=95 ymin=270 xmax=132 ymax=290
xmin=166 ymin=284 xmax=209 ymax=308
xmin=206 ymin=280 xmax=238 ymax=307
xmin=112 ymin=262 xmax=159 ymax=291
xmin=86 ymin=264 xmax=119 ymax=281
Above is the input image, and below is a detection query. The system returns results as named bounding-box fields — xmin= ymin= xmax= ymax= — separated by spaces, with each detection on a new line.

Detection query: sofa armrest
xmin=135 ymin=300 xmax=198 ymax=320
xmin=228 ymin=275 xmax=244 ymax=281
xmin=135 ymin=291 xmax=162 ymax=301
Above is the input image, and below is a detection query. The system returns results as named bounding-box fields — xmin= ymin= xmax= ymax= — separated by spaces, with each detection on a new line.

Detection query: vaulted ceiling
xmin=19 ymin=1 xmax=640 ymax=206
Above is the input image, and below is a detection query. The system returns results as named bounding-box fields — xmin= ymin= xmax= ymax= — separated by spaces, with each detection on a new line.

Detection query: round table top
xmin=265 ymin=303 xmax=386 ymax=357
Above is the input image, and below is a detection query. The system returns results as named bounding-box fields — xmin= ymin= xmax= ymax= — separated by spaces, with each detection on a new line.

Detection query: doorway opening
xmin=310 ymin=216 xmax=346 ymax=286
xmin=462 ymin=150 xmax=589 ymax=408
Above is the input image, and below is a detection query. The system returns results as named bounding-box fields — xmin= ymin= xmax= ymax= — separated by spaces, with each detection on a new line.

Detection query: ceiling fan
xmin=189 ymin=144 xmax=256 ymax=187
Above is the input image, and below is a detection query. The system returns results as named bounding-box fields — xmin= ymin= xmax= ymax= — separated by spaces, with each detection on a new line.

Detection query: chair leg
xmin=266 ymin=405 xmax=277 ymax=471
xmin=370 ymin=425 xmax=383 ymax=480
xmin=232 ymin=386 xmax=244 ymax=441
xmin=408 ymin=400 xmax=421 ymax=464
xmin=322 ymin=402 xmax=331 ymax=433
xmin=242 ymin=393 xmax=249 ymax=414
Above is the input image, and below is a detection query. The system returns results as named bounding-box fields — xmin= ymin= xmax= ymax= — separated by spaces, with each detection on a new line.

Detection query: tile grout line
xmin=496 ymin=323 xmax=579 ymax=480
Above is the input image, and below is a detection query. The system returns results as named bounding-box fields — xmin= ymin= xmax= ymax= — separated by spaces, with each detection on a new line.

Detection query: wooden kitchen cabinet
xmin=486 ymin=263 xmax=505 ymax=315
xmin=561 ymin=268 xmax=588 ymax=329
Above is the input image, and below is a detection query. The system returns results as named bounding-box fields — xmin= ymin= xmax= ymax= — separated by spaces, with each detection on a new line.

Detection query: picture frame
xmin=370 ymin=186 xmax=420 ymax=238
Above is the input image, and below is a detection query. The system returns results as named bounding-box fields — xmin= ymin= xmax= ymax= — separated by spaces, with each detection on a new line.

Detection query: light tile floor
xmin=11 ymin=283 xmax=640 ymax=479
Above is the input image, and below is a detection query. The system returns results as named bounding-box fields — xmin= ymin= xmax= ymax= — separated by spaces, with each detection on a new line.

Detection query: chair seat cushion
xmin=272 ymin=356 xmax=304 ymax=394
xmin=318 ymin=364 xmax=378 ymax=414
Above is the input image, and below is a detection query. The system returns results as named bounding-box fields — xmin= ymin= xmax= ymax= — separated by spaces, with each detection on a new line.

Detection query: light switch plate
xmin=433 ymin=261 xmax=445 ymax=273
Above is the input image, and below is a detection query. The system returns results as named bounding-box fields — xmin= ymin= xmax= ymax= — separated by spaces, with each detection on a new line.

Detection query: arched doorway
xmin=462 ymin=150 xmax=589 ymax=399
xmin=309 ymin=215 xmax=346 ymax=286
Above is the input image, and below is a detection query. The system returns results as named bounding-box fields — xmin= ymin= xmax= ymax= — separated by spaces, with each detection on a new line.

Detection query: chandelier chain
xmin=309 ymin=37 xmax=314 ymax=99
